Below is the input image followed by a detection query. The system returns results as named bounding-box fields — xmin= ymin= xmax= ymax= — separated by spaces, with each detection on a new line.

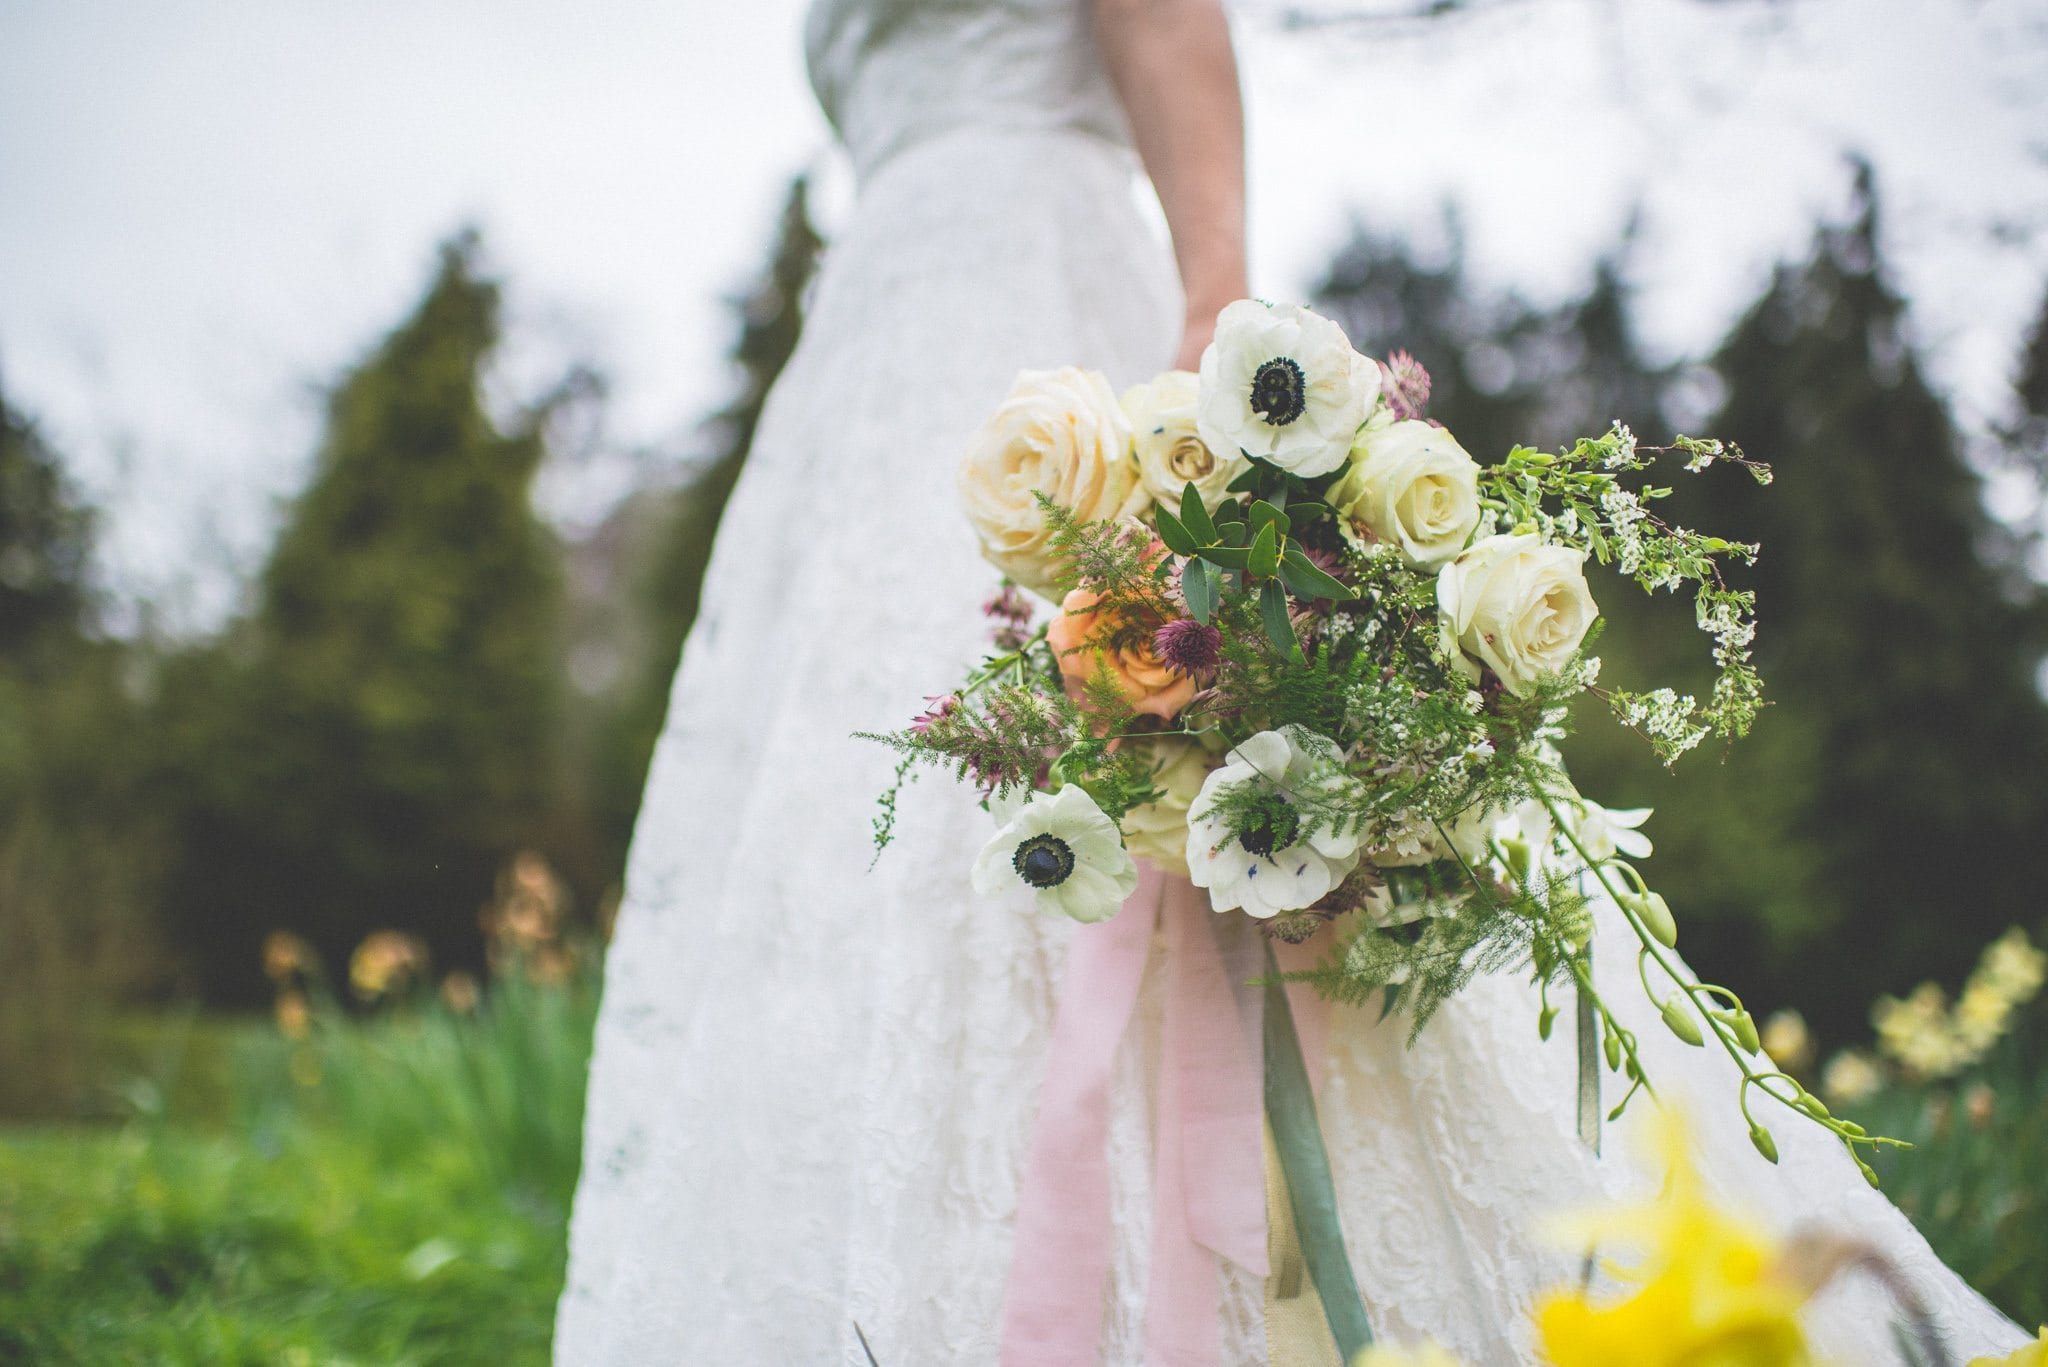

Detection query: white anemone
xmin=1185 ymin=727 xmax=1364 ymax=919
xmin=1196 ymin=300 xmax=1381 ymax=479
xmin=971 ymin=785 xmax=1138 ymax=923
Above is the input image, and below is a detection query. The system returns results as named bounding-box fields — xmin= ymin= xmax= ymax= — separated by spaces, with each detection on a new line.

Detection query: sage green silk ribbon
xmin=1262 ymin=944 xmax=1374 ymax=1357
xmin=1576 ymin=973 xmax=1602 ymax=1155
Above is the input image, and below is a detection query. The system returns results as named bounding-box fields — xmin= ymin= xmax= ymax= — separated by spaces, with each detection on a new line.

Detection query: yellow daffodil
xmin=1970 ymin=1328 xmax=2048 ymax=1367
xmin=1872 ymin=928 xmax=2044 ymax=1080
xmin=1535 ymin=1111 xmax=1813 ymax=1367
xmin=1820 ymin=1050 xmax=1884 ymax=1106
xmin=349 ymin=928 xmax=429 ymax=1000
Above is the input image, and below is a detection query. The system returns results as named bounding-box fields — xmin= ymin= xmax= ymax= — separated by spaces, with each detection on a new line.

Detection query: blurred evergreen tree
xmin=0 ymin=384 xmax=95 ymax=659
xmin=159 ymin=234 xmax=569 ymax=1001
xmin=0 ymin=384 xmax=166 ymax=1115
xmin=587 ymin=176 xmax=822 ymax=873
xmin=1989 ymin=280 xmax=2048 ymax=582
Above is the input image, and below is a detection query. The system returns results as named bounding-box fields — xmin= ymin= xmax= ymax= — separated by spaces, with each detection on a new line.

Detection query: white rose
xmin=1121 ymin=370 xmax=1249 ymax=514
xmin=1328 ymin=419 xmax=1482 ymax=569
xmin=1435 ymin=533 xmax=1598 ymax=698
xmin=1196 ymin=300 xmax=1381 ymax=479
xmin=1118 ymin=738 xmax=1217 ymax=877
xmin=958 ymin=367 xmax=1137 ymax=600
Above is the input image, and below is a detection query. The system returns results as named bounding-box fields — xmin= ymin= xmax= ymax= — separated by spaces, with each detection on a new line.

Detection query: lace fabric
xmin=555 ymin=1 xmax=2025 ymax=1360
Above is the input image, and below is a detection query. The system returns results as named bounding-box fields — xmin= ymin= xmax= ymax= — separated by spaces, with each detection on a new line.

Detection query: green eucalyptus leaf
xmin=1249 ymin=521 xmax=1281 ymax=578
xmin=1278 ymin=546 xmax=1353 ymax=601
xmin=1182 ymin=556 xmax=1219 ymax=625
xmin=1284 ymin=500 xmax=1332 ymax=524
xmin=1179 ymin=481 xmax=1217 ymax=544
xmin=1259 ymin=578 xmax=1299 ymax=659
xmin=1249 ymin=499 xmax=1292 ymax=537
xmin=1153 ymin=505 xmax=1197 ymax=556
xmin=1200 ymin=545 xmax=1251 ymax=571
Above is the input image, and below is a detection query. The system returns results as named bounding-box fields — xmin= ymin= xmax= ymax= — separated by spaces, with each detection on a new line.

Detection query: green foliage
xmin=0 ymin=961 xmax=596 ymax=1364
xmin=1853 ymin=1001 xmax=2048 ymax=1326
xmin=1478 ymin=429 xmax=1771 ymax=763
xmin=0 ymin=387 xmax=95 ymax=656
xmin=1287 ymin=858 xmax=1590 ymax=1039
xmin=156 ymin=234 xmax=571 ymax=1003
xmin=0 ymin=385 xmax=170 ymax=1118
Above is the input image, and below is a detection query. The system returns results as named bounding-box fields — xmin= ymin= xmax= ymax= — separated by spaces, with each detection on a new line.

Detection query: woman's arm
xmin=1092 ymin=0 xmax=1250 ymax=371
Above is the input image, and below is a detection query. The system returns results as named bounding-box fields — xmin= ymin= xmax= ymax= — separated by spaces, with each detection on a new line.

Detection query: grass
xmin=1 ymin=920 xmax=2042 ymax=1362
xmin=1859 ymin=1015 xmax=2048 ymax=1328
xmin=0 ymin=960 xmax=595 ymax=1367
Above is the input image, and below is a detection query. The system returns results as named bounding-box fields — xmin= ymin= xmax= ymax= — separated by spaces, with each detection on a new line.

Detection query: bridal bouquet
xmin=867 ymin=298 xmax=1887 ymax=1178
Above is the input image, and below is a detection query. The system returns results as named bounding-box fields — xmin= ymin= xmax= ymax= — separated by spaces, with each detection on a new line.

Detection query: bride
xmin=555 ymin=1 xmax=2026 ymax=1362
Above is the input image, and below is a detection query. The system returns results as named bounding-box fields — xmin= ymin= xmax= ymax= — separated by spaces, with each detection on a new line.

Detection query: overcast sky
xmin=3 ymin=0 xmax=2045 ymax=628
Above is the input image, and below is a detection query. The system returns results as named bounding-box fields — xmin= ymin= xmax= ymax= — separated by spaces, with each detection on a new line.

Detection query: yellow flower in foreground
xmin=1970 ymin=1328 xmax=2048 ymax=1367
xmin=1536 ymin=1113 xmax=1813 ymax=1367
xmin=1354 ymin=1342 xmax=1463 ymax=1367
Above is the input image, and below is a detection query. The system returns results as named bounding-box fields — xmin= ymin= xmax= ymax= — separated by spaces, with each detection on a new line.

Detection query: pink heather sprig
xmin=983 ymin=583 xmax=1035 ymax=650
xmin=911 ymin=694 xmax=959 ymax=736
xmin=1382 ymin=350 xmax=1432 ymax=421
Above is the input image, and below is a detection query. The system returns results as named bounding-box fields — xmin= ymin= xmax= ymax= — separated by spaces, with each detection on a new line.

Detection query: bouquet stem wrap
xmin=999 ymin=864 xmax=1358 ymax=1365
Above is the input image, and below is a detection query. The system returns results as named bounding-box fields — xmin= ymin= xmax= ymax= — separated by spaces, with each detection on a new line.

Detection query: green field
xmin=1 ymin=966 xmax=2039 ymax=1364
xmin=0 ymin=969 xmax=592 ymax=1367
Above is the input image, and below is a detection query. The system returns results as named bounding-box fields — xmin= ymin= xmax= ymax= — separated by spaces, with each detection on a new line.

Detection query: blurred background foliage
xmin=3 ymin=153 xmax=2046 ymax=1357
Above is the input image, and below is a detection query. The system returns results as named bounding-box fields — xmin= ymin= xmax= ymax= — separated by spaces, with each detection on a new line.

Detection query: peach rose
xmin=1047 ymin=589 xmax=1199 ymax=721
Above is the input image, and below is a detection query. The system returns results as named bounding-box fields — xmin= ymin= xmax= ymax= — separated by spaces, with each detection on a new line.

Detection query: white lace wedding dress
xmin=554 ymin=1 xmax=2026 ymax=1362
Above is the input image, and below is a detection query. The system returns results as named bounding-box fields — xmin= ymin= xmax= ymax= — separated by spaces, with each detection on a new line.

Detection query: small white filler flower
xmin=1196 ymin=300 xmax=1381 ymax=479
xmin=1185 ymin=727 xmax=1363 ymax=919
xmin=971 ymin=785 xmax=1139 ymax=923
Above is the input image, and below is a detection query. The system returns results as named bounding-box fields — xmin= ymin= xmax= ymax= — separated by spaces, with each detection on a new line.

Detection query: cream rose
xmin=958 ymin=367 xmax=1136 ymax=599
xmin=1121 ymin=370 xmax=1247 ymax=513
xmin=1119 ymin=738 xmax=1217 ymax=876
xmin=1328 ymin=419 xmax=1482 ymax=569
xmin=1435 ymin=533 xmax=1598 ymax=697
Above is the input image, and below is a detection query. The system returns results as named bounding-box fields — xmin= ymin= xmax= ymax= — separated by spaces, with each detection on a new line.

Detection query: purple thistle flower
xmin=1153 ymin=618 xmax=1223 ymax=680
xmin=1382 ymin=350 xmax=1432 ymax=421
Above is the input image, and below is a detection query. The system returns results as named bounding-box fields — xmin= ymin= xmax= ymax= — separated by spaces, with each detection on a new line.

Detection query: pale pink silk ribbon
xmin=999 ymin=864 xmax=1333 ymax=1365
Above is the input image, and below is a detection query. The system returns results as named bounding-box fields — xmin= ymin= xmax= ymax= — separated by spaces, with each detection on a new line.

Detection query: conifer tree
xmin=0 ymin=385 xmax=164 ymax=1113
xmin=0 ymin=383 xmax=95 ymax=661
xmin=161 ymin=234 xmax=568 ymax=999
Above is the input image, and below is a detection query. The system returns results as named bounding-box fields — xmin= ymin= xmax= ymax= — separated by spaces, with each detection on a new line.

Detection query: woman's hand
xmin=1094 ymin=0 xmax=1248 ymax=375
xmin=1173 ymin=291 xmax=1243 ymax=372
